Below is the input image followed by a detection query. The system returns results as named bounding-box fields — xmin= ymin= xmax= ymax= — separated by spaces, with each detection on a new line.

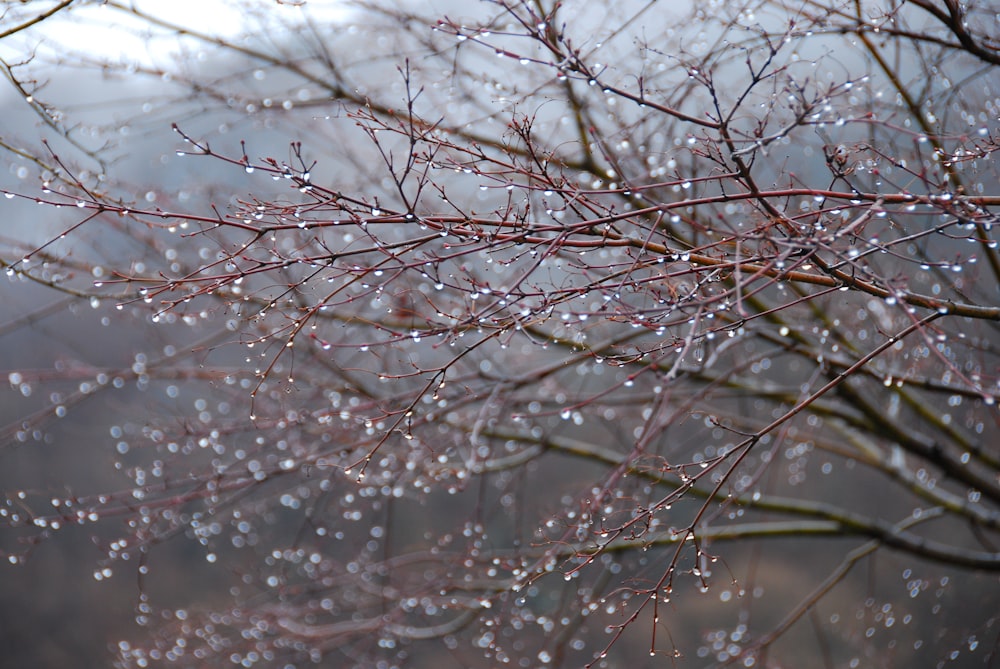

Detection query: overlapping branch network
xmin=1 ymin=0 xmax=998 ymax=666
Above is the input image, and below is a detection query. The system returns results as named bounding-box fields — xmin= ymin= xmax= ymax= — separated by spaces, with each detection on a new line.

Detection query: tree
xmin=1 ymin=0 xmax=998 ymax=667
